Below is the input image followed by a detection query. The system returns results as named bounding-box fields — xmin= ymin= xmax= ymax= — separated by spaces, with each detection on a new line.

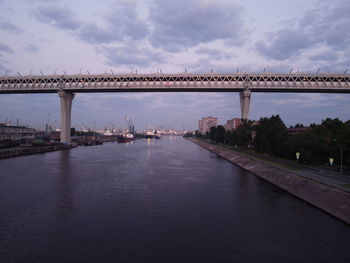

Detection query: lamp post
xmin=329 ymin=157 xmax=334 ymax=172
xmin=296 ymin=152 xmax=300 ymax=169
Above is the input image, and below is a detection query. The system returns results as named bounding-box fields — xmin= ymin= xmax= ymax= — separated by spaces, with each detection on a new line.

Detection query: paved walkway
xmin=253 ymin=158 xmax=350 ymax=193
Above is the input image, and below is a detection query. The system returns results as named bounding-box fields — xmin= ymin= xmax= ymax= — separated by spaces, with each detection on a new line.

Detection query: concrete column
xmin=239 ymin=89 xmax=251 ymax=120
xmin=58 ymin=90 xmax=75 ymax=144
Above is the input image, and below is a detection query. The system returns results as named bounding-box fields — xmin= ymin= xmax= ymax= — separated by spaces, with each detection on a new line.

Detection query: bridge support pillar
xmin=58 ymin=90 xmax=75 ymax=144
xmin=240 ymin=89 xmax=251 ymax=120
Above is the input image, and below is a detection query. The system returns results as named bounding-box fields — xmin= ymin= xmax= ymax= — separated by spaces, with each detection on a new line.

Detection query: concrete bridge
xmin=1 ymin=73 xmax=349 ymax=143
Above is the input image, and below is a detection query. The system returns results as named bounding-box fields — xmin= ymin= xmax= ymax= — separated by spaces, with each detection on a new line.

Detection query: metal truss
xmin=0 ymin=73 xmax=350 ymax=93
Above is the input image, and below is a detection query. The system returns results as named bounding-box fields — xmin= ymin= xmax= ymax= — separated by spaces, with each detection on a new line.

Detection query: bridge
xmin=1 ymin=73 xmax=349 ymax=143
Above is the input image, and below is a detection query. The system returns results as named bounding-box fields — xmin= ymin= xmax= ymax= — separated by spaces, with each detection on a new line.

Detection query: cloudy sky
xmin=0 ymin=0 xmax=349 ymax=130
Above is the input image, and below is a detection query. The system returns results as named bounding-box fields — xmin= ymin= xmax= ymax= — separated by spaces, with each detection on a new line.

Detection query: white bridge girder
xmin=1 ymin=73 xmax=350 ymax=143
xmin=0 ymin=73 xmax=349 ymax=93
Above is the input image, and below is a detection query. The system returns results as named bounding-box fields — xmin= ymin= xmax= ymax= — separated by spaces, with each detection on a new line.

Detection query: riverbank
xmin=0 ymin=144 xmax=76 ymax=159
xmin=188 ymin=137 xmax=350 ymax=225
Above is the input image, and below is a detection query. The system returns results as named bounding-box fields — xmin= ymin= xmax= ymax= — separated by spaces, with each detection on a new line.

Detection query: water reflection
xmin=146 ymin=138 xmax=153 ymax=160
xmin=56 ymin=150 xmax=74 ymax=218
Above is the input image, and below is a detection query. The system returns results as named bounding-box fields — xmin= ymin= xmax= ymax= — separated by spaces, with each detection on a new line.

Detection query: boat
xmin=117 ymin=133 xmax=135 ymax=143
xmin=144 ymin=130 xmax=161 ymax=139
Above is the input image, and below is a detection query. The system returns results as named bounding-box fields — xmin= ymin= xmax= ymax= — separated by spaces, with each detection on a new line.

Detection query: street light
xmin=329 ymin=157 xmax=334 ymax=172
xmin=296 ymin=152 xmax=300 ymax=169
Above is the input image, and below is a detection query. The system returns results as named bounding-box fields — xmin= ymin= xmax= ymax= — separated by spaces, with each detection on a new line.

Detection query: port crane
xmin=45 ymin=113 xmax=51 ymax=134
xmin=125 ymin=116 xmax=135 ymax=134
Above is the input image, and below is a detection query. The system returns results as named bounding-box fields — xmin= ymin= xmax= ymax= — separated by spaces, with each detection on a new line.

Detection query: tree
xmin=209 ymin=126 xmax=216 ymax=142
xmin=254 ymin=115 xmax=288 ymax=157
xmin=337 ymin=120 xmax=350 ymax=165
xmin=285 ymin=118 xmax=350 ymax=165
xmin=226 ymin=130 xmax=236 ymax=146
xmin=215 ymin=125 xmax=226 ymax=143
xmin=234 ymin=121 xmax=252 ymax=147
xmin=286 ymin=132 xmax=327 ymax=163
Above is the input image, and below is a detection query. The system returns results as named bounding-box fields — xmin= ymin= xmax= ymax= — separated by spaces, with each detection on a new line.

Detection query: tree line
xmin=197 ymin=115 xmax=349 ymax=166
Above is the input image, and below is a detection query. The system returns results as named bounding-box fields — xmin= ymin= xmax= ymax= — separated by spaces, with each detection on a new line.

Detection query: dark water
xmin=0 ymin=137 xmax=349 ymax=263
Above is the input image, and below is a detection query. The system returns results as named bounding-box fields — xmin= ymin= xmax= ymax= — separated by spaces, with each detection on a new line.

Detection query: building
xmin=224 ymin=118 xmax=241 ymax=131
xmin=287 ymin=127 xmax=310 ymax=136
xmin=199 ymin=116 xmax=218 ymax=135
xmin=0 ymin=123 xmax=35 ymax=141
xmin=47 ymin=131 xmax=61 ymax=141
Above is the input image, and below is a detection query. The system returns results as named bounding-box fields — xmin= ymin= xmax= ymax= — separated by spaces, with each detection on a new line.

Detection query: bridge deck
xmin=0 ymin=73 xmax=349 ymax=94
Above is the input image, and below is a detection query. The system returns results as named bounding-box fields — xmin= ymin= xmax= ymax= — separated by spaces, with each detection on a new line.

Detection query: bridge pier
xmin=239 ymin=89 xmax=251 ymax=120
xmin=58 ymin=90 xmax=74 ymax=144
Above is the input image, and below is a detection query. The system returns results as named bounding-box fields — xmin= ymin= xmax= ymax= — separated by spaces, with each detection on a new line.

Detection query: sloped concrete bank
xmin=0 ymin=144 xmax=75 ymax=159
xmin=188 ymin=138 xmax=350 ymax=225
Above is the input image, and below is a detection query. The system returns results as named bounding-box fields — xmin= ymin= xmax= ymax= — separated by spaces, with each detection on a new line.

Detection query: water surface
xmin=0 ymin=137 xmax=349 ymax=262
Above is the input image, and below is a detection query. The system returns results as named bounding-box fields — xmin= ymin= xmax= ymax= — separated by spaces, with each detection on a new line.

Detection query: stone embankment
xmin=189 ymin=138 xmax=350 ymax=225
xmin=0 ymin=144 xmax=75 ymax=159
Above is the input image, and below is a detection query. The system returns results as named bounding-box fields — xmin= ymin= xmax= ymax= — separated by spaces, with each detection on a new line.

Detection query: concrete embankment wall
xmin=189 ymin=138 xmax=350 ymax=225
xmin=0 ymin=144 xmax=74 ymax=159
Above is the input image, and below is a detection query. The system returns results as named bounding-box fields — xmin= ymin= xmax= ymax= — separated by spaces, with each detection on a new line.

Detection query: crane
xmin=125 ymin=115 xmax=135 ymax=134
xmin=45 ymin=112 xmax=51 ymax=135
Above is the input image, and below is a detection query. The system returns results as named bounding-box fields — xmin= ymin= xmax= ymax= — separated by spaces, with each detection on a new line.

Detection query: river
xmin=0 ymin=136 xmax=349 ymax=263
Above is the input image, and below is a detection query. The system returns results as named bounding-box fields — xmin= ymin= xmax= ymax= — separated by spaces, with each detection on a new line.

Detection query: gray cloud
xmin=184 ymin=57 xmax=243 ymax=74
xmin=24 ymin=43 xmax=39 ymax=53
xmin=256 ymin=0 xmax=350 ymax=61
xmin=195 ymin=47 xmax=236 ymax=60
xmin=301 ymin=1 xmax=350 ymax=50
xmin=183 ymin=58 xmax=293 ymax=74
xmin=99 ymin=44 xmax=164 ymax=67
xmin=33 ymin=2 xmax=149 ymax=45
xmin=305 ymin=1 xmax=350 ymax=50
xmin=309 ymin=51 xmax=338 ymax=61
xmin=0 ymin=43 xmax=14 ymax=56
xmin=34 ymin=5 xmax=81 ymax=30
xmin=0 ymin=63 xmax=9 ymax=74
xmin=149 ymin=0 xmax=246 ymax=52
xmin=32 ymin=3 xmax=153 ymax=68
xmin=78 ymin=2 xmax=149 ymax=44
xmin=104 ymin=2 xmax=149 ymax=41
xmin=255 ymin=29 xmax=316 ymax=60
xmin=78 ymin=23 xmax=120 ymax=44
xmin=0 ymin=21 xmax=23 ymax=33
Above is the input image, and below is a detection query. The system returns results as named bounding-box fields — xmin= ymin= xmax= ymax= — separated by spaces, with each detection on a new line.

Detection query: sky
xmin=0 ymin=0 xmax=349 ymax=130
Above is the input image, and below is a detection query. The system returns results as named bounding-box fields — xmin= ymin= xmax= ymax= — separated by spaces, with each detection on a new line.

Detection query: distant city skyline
xmin=0 ymin=0 xmax=349 ymax=129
